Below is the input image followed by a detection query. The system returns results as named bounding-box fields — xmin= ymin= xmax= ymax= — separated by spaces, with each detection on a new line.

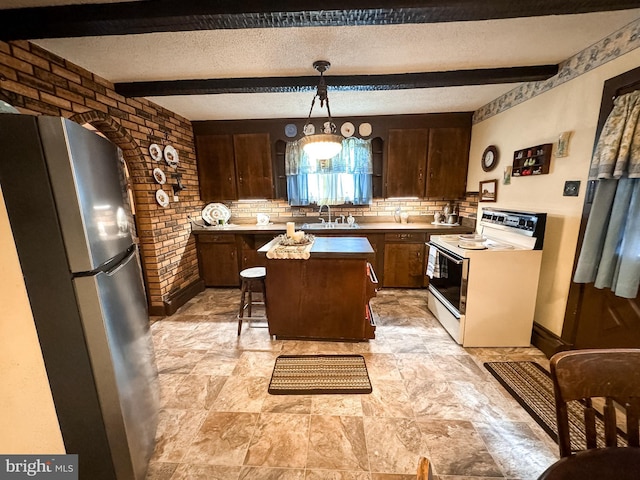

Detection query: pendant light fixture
xmin=299 ymin=60 xmax=343 ymax=160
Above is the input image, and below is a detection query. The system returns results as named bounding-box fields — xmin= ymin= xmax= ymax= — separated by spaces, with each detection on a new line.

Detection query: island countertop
xmin=258 ymin=236 xmax=374 ymax=259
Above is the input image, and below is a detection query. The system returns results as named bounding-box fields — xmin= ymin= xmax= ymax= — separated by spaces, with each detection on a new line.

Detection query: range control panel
xmin=480 ymin=208 xmax=547 ymax=249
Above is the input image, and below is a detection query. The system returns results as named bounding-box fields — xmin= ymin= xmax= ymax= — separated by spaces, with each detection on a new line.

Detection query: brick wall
xmin=0 ymin=40 xmax=202 ymax=315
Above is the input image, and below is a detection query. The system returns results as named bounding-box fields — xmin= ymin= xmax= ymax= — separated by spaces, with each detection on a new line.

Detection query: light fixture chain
xmin=304 ymin=94 xmax=317 ymax=127
xmin=325 ymin=96 xmax=333 ymax=126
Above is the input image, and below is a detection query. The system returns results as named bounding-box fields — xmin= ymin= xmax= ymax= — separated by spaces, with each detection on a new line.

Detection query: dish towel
xmin=426 ymin=245 xmax=440 ymax=278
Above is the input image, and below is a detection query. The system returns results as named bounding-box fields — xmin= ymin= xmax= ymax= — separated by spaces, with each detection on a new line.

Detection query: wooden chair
xmin=549 ymin=348 xmax=640 ymax=458
xmin=416 ymin=456 xmax=433 ymax=480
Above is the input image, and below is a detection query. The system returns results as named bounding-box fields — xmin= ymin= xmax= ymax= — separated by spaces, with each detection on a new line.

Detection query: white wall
xmin=468 ymin=48 xmax=640 ymax=336
xmin=0 ymin=187 xmax=64 ymax=453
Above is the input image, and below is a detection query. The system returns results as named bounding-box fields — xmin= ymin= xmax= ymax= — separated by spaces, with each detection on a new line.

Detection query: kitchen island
xmin=257 ymin=236 xmax=378 ymax=341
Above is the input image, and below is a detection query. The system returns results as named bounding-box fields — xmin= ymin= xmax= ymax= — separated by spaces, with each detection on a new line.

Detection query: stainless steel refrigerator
xmin=0 ymin=114 xmax=159 ymax=480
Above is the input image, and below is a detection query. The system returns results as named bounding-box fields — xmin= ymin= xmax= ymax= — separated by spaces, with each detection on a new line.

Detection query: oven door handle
xmin=427 ymin=242 xmax=464 ymax=265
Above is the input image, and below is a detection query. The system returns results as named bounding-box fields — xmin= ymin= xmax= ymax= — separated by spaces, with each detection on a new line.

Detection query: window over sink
xmin=285 ymin=137 xmax=373 ymax=206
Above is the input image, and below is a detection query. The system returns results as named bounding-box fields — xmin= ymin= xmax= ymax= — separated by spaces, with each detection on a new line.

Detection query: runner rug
xmin=268 ymin=354 xmax=372 ymax=395
xmin=484 ymin=361 xmax=627 ymax=452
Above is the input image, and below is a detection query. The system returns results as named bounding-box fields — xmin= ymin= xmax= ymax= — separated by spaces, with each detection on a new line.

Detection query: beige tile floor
xmin=145 ymin=288 xmax=560 ymax=480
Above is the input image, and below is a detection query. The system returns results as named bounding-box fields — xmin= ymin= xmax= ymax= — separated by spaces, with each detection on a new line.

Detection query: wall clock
xmin=481 ymin=145 xmax=499 ymax=172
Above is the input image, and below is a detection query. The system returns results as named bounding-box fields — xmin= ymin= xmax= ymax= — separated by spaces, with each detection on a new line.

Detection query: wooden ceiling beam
xmin=114 ymin=65 xmax=559 ymax=97
xmin=1 ymin=1 xmax=637 ymax=40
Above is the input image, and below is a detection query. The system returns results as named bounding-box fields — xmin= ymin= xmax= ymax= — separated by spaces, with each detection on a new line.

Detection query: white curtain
xmin=574 ymin=91 xmax=640 ymax=298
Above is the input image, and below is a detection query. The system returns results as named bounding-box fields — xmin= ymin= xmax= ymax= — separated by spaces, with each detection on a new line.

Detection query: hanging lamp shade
xmin=299 ymin=133 xmax=343 ymax=160
xmin=301 ymin=60 xmax=343 ymax=160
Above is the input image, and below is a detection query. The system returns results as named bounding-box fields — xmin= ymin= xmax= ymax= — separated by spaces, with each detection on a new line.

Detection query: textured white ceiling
xmin=10 ymin=5 xmax=640 ymax=120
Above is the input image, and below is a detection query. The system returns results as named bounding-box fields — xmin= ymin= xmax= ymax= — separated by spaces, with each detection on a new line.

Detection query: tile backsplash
xmin=218 ymin=194 xmax=478 ymax=223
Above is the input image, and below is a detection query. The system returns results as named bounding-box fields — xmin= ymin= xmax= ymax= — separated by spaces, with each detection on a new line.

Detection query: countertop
xmin=191 ymin=221 xmax=472 ymax=235
xmin=258 ymin=236 xmax=374 ymax=258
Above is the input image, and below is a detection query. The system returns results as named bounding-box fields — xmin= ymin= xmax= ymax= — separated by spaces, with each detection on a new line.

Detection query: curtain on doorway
xmin=573 ymin=90 xmax=640 ymax=298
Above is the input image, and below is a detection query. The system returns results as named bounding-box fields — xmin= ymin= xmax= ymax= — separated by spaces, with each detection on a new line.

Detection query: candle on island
xmin=286 ymin=222 xmax=295 ymax=238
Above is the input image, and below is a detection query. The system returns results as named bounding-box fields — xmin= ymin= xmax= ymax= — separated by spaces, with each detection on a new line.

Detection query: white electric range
xmin=427 ymin=208 xmax=547 ymax=347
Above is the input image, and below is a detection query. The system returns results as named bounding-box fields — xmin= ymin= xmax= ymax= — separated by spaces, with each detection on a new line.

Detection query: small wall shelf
xmin=512 ymin=143 xmax=553 ymax=177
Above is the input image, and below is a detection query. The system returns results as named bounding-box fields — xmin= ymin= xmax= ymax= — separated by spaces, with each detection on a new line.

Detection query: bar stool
xmin=237 ymin=266 xmax=267 ymax=335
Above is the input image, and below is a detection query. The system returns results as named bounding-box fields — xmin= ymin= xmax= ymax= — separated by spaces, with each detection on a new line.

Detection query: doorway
xmin=561 ymin=66 xmax=640 ymax=350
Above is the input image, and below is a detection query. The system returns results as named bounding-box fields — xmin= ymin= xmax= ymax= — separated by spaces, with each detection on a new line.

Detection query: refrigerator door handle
xmin=105 ymin=247 xmax=136 ymax=276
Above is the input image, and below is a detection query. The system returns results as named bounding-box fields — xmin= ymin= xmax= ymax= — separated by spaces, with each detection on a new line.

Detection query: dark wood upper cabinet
xmin=196 ymin=133 xmax=274 ymax=201
xmin=386 ymin=128 xmax=429 ymax=198
xmin=426 ymin=127 xmax=470 ymax=198
xmin=233 ymin=133 xmax=274 ymax=199
xmin=385 ymin=127 xmax=470 ymax=199
xmin=193 ymin=113 xmax=472 ymax=201
xmin=196 ymin=134 xmax=237 ymax=201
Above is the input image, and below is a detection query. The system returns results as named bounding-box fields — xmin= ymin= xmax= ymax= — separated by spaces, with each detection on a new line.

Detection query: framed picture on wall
xmin=479 ymin=179 xmax=497 ymax=202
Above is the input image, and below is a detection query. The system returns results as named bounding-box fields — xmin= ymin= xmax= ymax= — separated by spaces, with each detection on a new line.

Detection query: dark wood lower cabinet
xmin=196 ymin=234 xmax=239 ymax=286
xmin=383 ymin=233 xmax=427 ymax=288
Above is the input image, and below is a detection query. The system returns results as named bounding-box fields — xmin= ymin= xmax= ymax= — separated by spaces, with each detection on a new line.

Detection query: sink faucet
xmin=319 ymin=204 xmax=332 ymax=227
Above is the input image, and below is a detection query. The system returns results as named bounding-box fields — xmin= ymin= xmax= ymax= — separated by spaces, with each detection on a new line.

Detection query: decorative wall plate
xmin=164 ymin=145 xmax=179 ymax=167
xmin=202 ymin=203 xmax=231 ymax=225
xmin=155 ymin=189 xmax=169 ymax=208
xmin=284 ymin=124 xmax=297 ymax=137
xmin=358 ymin=122 xmax=372 ymax=137
xmin=149 ymin=143 xmax=163 ymax=161
xmin=152 ymin=167 xmax=166 ymax=185
xmin=303 ymin=123 xmax=315 ymax=135
xmin=341 ymin=122 xmax=355 ymax=137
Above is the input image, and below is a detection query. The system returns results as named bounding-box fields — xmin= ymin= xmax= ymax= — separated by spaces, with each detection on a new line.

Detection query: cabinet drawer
xmin=197 ymin=233 xmax=236 ymax=244
xmin=384 ymin=232 xmax=426 ymax=242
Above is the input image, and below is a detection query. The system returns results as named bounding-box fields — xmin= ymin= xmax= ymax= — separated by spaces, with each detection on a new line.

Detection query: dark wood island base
xmin=258 ymin=237 xmax=378 ymax=341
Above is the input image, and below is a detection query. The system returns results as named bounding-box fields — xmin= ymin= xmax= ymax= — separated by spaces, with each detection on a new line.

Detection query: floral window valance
xmin=589 ymin=90 xmax=640 ymax=180
xmin=286 ymin=137 xmax=373 ymax=175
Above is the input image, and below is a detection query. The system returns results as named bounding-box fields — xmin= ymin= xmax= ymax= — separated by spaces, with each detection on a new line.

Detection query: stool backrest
xmin=550 ymin=349 xmax=640 ymax=457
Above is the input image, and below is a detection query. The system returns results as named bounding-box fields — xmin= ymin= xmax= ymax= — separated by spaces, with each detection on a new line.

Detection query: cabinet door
xmin=386 ymin=129 xmax=429 ymax=198
xmin=383 ymin=243 xmax=425 ymax=288
xmin=426 ymin=127 xmax=470 ymax=198
xmin=197 ymin=236 xmax=239 ymax=287
xmin=233 ymin=133 xmax=274 ymax=199
xmin=196 ymin=134 xmax=237 ymax=201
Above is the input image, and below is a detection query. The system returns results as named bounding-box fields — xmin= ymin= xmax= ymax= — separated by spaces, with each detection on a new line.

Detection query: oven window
xmin=429 ymin=255 xmax=465 ymax=311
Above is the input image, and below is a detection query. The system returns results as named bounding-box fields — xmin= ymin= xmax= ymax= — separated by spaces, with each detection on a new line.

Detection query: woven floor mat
xmin=268 ymin=354 xmax=372 ymax=395
xmin=485 ymin=361 xmax=627 ymax=452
